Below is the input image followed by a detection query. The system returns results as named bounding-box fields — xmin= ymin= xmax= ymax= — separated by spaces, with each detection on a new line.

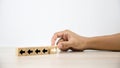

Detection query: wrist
xmin=83 ymin=37 xmax=93 ymax=50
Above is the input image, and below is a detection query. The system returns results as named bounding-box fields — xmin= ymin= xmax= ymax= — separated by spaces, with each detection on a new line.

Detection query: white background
xmin=0 ymin=0 xmax=120 ymax=47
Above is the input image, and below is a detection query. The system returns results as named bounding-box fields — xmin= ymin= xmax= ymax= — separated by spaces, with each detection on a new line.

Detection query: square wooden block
xmin=17 ymin=48 xmax=27 ymax=56
xmin=41 ymin=47 xmax=50 ymax=55
xmin=34 ymin=47 xmax=42 ymax=55
xmin=26 ymin=47 xmax=35 ymax=56
xmin=49 ymin=46 xmax=57 ymax=54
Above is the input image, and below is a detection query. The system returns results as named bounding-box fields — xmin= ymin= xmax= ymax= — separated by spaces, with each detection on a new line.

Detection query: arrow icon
xmin=20 ymin=50 xmax=25 ymax=55
xmin=42 ymin=49 xmax=47 ymax=53
xmin=27 ymin=49 xmax=33 ymax=54
xmin=35 ymin=49 xmax=40 ymax=54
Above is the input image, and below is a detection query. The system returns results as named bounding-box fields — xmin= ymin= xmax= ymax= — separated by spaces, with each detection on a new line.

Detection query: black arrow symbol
xmin=20 ymin=50 xmax=25 ymax=55
xmin=27 ymin=49 xmax=33 ymax=54
xmin=42 ymin=49 xmax=47 ymax=53
xmin=35 ymin=49 xmax=40 ymax=54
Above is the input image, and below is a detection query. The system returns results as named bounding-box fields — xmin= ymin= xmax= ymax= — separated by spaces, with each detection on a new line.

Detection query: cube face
xmin=18 ymin=48 xmax=27 ymax=56
xmin=41 ymin=47 xmax=50 ymax=55
xmin=17 ymin=46 xmax=57 ymax=56
xmin=50 ymin=46 xmax=57 ymax=54
xmin=34 ymin=48 xmax=41 ymax=55
xmin=26 ymin=48 xmax=35 ymax=56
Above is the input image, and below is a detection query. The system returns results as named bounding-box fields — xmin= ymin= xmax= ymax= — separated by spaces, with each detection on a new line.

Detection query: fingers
xmin=58 ymin=41 xmax=71 ymax=51
xmin=51 ymin=31 xmax=64 ymax=46
xmin=51 ymin=30 xmax=70 ymax=46
xmin=56 ymin=38 xmax=64 ymax=45
xmin=57 ymin=39 xmax=82 ymax=51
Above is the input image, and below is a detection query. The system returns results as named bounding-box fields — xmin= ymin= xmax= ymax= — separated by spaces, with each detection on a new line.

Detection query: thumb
xmin=58 ymin=41 xmax=71 ymax=50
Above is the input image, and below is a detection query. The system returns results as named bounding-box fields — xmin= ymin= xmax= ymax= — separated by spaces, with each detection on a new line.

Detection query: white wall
xmin=0 ymin=0 xmax=120 ymax=47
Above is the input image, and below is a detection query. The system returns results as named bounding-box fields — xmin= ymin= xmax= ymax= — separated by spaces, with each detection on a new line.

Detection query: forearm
xmin=85 ymin=33 xmax=120 ymax=51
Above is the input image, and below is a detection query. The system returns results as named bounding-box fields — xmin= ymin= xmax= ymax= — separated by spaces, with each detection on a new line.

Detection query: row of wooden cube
xmin=17 ymin=46 xmax=57 ymax=56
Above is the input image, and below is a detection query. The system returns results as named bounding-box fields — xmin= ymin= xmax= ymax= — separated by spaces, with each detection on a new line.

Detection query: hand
xmin=51 ymin=30 xmax=89 ymax=51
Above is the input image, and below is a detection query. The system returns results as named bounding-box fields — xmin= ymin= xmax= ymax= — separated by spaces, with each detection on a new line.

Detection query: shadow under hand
xmin=59 ymin=49 xmax=83 ymax=54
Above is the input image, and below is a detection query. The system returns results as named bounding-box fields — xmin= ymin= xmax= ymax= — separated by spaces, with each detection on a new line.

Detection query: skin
xmin=51 ymin=30 xmax=120 ymax=51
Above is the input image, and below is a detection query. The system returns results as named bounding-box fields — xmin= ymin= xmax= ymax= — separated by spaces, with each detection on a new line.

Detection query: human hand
xmin=51 ymin=30 xmax=89 ymax=51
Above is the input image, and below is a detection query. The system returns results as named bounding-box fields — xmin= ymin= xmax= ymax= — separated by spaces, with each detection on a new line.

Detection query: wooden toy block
xmin=17 ymin=46 xmax=57 ymax=56
xmin=17 ymin=48 xmax=27 ymax=56
xmin=26 ymin=47 xmax=35 ymax=56
xmin=34 ymin=47 xmax=42 ymax=55
xmin=41 ymin=47 xmax=50 ymax=55
xmin=49 ymin=46 xmax=57 ymax=54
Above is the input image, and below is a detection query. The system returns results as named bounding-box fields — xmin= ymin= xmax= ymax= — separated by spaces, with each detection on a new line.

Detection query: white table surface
xmin=0 ymin=47 xmax=120 ymax=68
